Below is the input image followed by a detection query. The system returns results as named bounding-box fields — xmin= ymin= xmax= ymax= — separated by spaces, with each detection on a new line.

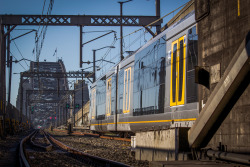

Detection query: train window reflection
xmin=111 ymin=75 xmax=116 ymax=115
xmin=133 ymin=36 xmax=166 ymax=116
xmin=96 ymin=80 xmax=106 ymax=120
xmin=186 ymin=25 xmax=198 ymax=103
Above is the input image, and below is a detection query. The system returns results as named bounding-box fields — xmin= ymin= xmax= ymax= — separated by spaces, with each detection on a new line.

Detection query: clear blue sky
xmin=0 ymin=0 xmax=190 ymax=106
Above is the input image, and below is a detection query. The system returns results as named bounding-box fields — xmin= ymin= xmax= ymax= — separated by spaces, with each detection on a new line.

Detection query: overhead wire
xmin=83 ymin=30 xmax=116 ymax=33
xmin=119 ymin=1 xmax=190 ymax=40
xmin=97 ymin=28 xmax=148 ymax=75
xmin=35 ymin=0 xmax=54 ymax=62
xmin=9 ymin=51 xmax=27 ymax=70
xmin=10 ymin=35 xmax=29 ymax=67
xmin=95 ymin=1 xmax=190 ymax=77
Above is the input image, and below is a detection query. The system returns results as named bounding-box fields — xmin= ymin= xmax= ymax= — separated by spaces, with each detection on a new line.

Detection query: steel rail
xmin=54 ymin=129 xmax=131 ymax=141
xmin=19 ymin=130 xmax=36 ymax=167
xmin=30 ymin=130 xmax=53 ymax=151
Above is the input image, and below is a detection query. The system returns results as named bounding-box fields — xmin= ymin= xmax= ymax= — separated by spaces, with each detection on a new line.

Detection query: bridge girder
xmin=0 ymin=15 xmax=161 ymax=26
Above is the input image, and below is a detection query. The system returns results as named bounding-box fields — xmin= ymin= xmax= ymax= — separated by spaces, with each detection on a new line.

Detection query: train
xmin=89 ymin=11 xmax=199 ymax=135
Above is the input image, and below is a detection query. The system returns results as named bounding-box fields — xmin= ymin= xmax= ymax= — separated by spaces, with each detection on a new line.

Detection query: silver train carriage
xmin=89 ymin=11 xmax=199 ymax=133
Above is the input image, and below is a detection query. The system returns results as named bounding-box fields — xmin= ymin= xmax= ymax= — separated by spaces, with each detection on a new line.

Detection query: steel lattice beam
xmin=21 ymin=71 xmax=93 ymax=78
xmin=28 ymin=100 xmax=63 ymax=104
xmin=26 ymin=90 xmax=73 ymax=94
xmin=26 ymin=89 xmax=73 ymax=105
xmin=0 ymin=15 xmax=161 ymax=26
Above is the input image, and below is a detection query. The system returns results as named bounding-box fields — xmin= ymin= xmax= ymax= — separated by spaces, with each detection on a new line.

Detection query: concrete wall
xmin=136 ymin=129 xmax=175 ymax=150
xmin=195 ymin=0 xmax=250 ymax=153
xmin=135 ymin=128 xmax=191 ymax=161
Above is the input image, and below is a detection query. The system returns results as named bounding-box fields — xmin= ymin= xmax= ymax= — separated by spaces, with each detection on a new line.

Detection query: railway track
xmin=19 ymin=129 xmax=130 ymax=167
xmin=54 ymin=129 xmax=131 ymax=142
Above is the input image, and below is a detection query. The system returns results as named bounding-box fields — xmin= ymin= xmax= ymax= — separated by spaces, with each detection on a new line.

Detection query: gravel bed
xmin=0 ymin=130 xmax=31 ymax=159
xmin=49 ymin=130 xmax=149 ymax=167
xmin=0 ymin=130 xmax=33 ymax=166
xmin=26 ymin=151 xmax=88 ymax=167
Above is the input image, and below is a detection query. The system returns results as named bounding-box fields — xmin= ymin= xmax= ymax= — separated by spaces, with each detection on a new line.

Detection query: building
xmin=70 ymin=80 xmax=89 ymax=126
xmin=189 ymin=0 xmax=250 ymax=157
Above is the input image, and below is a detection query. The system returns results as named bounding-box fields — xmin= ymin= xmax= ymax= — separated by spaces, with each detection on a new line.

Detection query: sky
xmin=0 ymin=0 xmax=190 ymax=106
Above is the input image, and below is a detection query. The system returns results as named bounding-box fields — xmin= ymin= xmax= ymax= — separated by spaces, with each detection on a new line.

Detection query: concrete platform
xmin=149 ymin=160 xmax=249 ymax=167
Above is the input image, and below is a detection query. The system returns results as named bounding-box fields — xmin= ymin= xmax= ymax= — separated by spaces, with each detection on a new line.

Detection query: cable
xmin=95 ymin=29 xmax=147 ymax=77
xmin=35 ymin=0 xmax=54 ymax=62
xmin=83 ymin=30 xmax=115 ymax=33
xmin=10 ymin=35 xmax=29 ymax=67
xmin=9 ymin=51 xmax=27 ymax=70
xmin=95 ymin=1 xmax=192 ymax=76
xmin=119 ymin=1 xmax=190 ymax=40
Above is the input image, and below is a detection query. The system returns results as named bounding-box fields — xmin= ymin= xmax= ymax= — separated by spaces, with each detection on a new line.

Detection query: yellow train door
xmin=170 ymin=35 xmax=186 ymax=106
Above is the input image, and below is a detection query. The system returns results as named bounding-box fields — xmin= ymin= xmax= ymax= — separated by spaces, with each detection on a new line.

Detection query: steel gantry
xmin=20 ymin=70 xmax=93 ymax=79
xmin=0 ymin=15 xmax=160 ymax=26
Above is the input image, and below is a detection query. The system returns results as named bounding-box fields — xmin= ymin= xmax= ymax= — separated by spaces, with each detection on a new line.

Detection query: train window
xmin=170 ymin=35 xmax=186 ymax=106
xmin=187 ymin=25 xmax=198 ymax=103
xmin=111 ymin=75 xmax=116 ymax=115
xmin=96 ymin=80 xmax=106 ymax=120
xmin=123 ymin=67 xmax=131 ymax=113
xmin=106 ymin=78 xmax=112 ymax=116
xmin=118 ymin=70 xmax=124 ymax=114
xmin=179 ymin=39 xmax=184 ymax=102
xmin=91 ymin=88 xmax=96 ymax=119
xmin=171 ymin=41 xmax=178 ymax=105
xmin=133 ymin=36 xmax=166 ymax=116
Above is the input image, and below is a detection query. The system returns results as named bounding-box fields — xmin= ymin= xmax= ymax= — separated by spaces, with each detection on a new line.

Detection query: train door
xmin=91 ymin=88 xmax=96 ymax=120
xmin=123 ymin=67 xmax=132 ymax=113
xmin=170 ymin=35 xmax=186 ymax=106
xmin=106 ymin=78 xmax=112 ymax=117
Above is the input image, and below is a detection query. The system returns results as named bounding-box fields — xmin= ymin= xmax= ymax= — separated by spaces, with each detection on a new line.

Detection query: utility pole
xmin=155 ymin=0 xmax=161 ymax=35
xmin=7 ymin=56 xmax=12 ymax=106
xmin=59 ymin=105 xmax=61 ymax=126
xmin=73 ymin=83 xmax=75 ymax=127
xmin=118 ymin=0 xmax=132 ymax=61
xmin=92 ymin=46 xmax=115 ymax=83
xmin=93 ymin=50 xmax=96 ymax=82
xmin=25 ymin=93 xmax=27 ymax=121
xmin=20 ymin=76 xmax=23 ymax=122
xmin=0 ymin=23 xmax=6 ymax=137
xmin=119 ymin=2 xmax=124 ymax=61
xmin=81 ymin=69 xmax=84 ymax=125
xmin=80 ymin=26 xmax=83 ymax=68
xmin=7 ymin=25 xmax=12 ymax=119
xmin=28 ymin=106 xmax=31 ymax=128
